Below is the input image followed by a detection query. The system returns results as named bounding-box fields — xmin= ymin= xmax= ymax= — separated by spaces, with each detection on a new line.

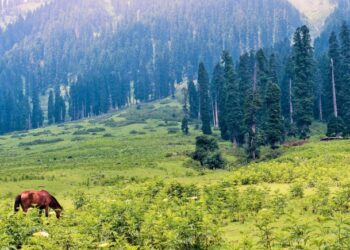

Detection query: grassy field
xmin=1 ymin=96 xmax=350 ymax=249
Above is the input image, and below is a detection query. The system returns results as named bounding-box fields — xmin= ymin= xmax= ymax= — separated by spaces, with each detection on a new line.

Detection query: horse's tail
xmin=14 ymin=195 xmax=22 ymax=212
xmin=50 ymin=195 xmax=63 ymax=210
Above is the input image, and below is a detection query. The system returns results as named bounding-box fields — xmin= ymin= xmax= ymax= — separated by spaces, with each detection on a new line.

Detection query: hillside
xmin=0 ymin=0 xmax=48 ymax=29
xmin=1 ymin=97 xmax=350 ymax=248
xmin=288 ymin=0 xmax=336 ymax=36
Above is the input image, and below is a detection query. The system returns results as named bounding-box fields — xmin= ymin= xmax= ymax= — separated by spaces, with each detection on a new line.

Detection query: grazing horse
xmin=14 ymin=190 xmax=63 ymax=219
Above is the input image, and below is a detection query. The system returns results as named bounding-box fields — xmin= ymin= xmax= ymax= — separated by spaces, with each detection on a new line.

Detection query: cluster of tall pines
xmin=188 ymin=23 xmax=350 ymax=160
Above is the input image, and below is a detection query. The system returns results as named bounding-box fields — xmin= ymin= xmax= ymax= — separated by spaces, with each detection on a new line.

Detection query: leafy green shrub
xmin=71 ymin=137 xmax=85 ymax=142
xmin=192 ymin=135 xmax=226 ymax=169
xmin=19 ymin=138 xmax=64 ymax=147
xmin=86 ymin=127 xmax=106 ymax=133
xmin=289 ymin=183 xmax=304 ymax=198
xmin=167 ymin=127 xmax=180 ymax=134
xmin=73 ymin=130 xmax=89 ymax=135
xmin=31 ymin=130 xmax=52 ymax=137
xmin=103 ymin=133 xmax=114 ymax=138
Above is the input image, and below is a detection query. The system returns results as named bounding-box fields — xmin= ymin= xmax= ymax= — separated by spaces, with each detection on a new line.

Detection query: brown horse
xmin=14 ymin=190 xmax=63 ymax=219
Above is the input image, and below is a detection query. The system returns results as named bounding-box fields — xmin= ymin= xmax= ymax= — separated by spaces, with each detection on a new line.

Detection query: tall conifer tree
xmin=292 ymin=25 xmax=314 ymax=139
xmin=340 ymin=22 xmax=350 ymax=135
xmin=265 ymin=81 xmax=283 ymax=148
xmin=222 ymin=51 xmax=244 ymax=146
xmin=198 ymin=62 xmax=212 ymax=135
xmin=188 ymin=80 xmax=199 ymax=119
xmin=31 ymin=84 xmax=44 ymax=129
xmin=48 ymin=90 xmax=55 ymax=125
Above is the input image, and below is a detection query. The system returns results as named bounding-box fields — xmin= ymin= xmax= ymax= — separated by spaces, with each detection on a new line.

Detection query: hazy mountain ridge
xmin=288 ymin=0 xmax=337 ymax=36
xmin=0 ymin=0 xmax=48 ymax=29
xmin=0 ymin=0 xmax=304 ymax=85
xmin=315 ymin=0 xmax=350 ymax=53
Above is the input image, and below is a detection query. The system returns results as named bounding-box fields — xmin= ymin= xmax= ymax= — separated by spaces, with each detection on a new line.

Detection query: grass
xmin=1 ymin=96 xmax=350 ymax=248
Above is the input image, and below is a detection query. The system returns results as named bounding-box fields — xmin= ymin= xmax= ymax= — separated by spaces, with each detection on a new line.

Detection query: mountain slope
xmin=315 ymin=0 xmax=350 ymax=54
xmin=0 ymin=0 xmax=48 ymax=29
xmin=288 ymin=0 xmax=336 ymax=36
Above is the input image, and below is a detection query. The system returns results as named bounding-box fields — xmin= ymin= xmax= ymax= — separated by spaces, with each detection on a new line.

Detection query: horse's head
xmin=55 ymin=209 xmax=63 ymax=219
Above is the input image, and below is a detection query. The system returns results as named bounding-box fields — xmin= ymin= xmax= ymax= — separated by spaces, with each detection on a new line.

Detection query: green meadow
xmin=1 ymin=97 xmax=350 ymax=249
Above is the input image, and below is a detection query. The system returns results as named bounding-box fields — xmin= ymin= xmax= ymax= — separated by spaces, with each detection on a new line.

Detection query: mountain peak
xmin=0 ymin=0 xmax=49 ymax=29
xmin=288 ymin=0 xmax=336 ymax=35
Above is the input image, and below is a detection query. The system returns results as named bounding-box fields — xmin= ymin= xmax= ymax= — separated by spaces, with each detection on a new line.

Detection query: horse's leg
xmin=39 ymin=209 xmax=43 ymax=217
xmin=45 ymin=206 xmax=49 ymax=217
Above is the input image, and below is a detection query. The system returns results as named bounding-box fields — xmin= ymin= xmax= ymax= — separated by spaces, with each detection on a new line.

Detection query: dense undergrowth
xmin=1 ymin=98 xmax=350 ymax=249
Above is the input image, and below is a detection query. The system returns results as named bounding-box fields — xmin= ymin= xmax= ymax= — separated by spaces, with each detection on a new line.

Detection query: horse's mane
xmin=49 ymin=195 xmax=63 ymax=210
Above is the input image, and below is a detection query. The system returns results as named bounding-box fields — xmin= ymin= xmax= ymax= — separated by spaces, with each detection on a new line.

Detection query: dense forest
xmin=186 ymin=22 xmax=350 ymax=160
xmin=0 ymin=0 xmax=349 ymax=142
xmin=0 ymin=0 xmax=303 ymax=134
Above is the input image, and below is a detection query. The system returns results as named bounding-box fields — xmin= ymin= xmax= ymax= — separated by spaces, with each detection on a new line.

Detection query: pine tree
xmin=245 ymin=62 xmax=261 ymax=160
xmin=268 ymin=54 xmax=279 ymax=84
xmin=188 ymin=80 xmax=199 ymax=119
xmin=31 ymin=84 xmax=44 ymax=129
xmin=340 ymin=22 xmax=350 ymax=135
xmin=54 ymin=86 xmax=66 ymax=124
xmin=47 ymin=90 xmax=55 ymax=125
xmin=212 ymin=62 xmax=228 ymax=139
xmin=198 ymin=62 xmax=212 ymax=135
xmin=281 ymin=57 xmax=294 ymax=123
xmin=265 ymin=81 xmax=283 ymax=149
xmin=292 ymin=26 xmax=314 ymax=139
xmin=210 ymin=63 xmax=221 ymax=128
xmin=327 ymin=32 xmax=342 ymax=120
xmin=181 ymin=88 xmax=189 ymax=135
xmin=222 ymin=51 xmax=244 ymax=146
xmin=256 ymin=49 xmax=269 ymax=133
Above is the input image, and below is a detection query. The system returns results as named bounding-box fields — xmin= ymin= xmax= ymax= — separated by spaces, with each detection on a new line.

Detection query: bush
xmin=103 ymin=133 xmax=114 ymax=138
xmin=86 ymin=127 xmax=106 ymax=133
xmin=192 ymin=135 xmax=226 ymax=169
xmin=290 ymin=183 xmax=304 ymax=198
xmin=19 ymin=138 xmax=64 ymax=147
xmin=167 ymin=127 xmax=180 ymax=134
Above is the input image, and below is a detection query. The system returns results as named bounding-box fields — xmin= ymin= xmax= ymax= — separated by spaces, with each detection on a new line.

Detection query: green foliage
xmin=18 ymin=138 xmax=64 ymax=147
xmin=289 ymin=183 xmax=304 ymax=198
xmin=198 ymin=63 xmax=212 ymax=135
xmin=265 ymin=81 xmax=283 ymax=149
xmin=327 ymin=115 xmax=344 ymax=137
xmin=293 ymin=25 xmax=314 ymax=139
xmin=192 ymin=135 xmax=225 ymax=169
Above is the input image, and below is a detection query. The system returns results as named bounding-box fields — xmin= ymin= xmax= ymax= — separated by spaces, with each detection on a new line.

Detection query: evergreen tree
xmin=268 ymin=54 xmax=279 ymax=84
xmin=48 ymin=90 xmax=55 ymax=125
xmin=31 ymin=84 xmax=44 ymax=129
xmin=54 ymin=87 xmax=66 ymax=124
xmin=292 ymin=26 xmax=314 ymax=139
xmin=326 ymin=32 xmax=342 ymax=120
xmin=188 ymin=80 xmax=199 ymax=119
xmin=245 ymin=63 xmax=261 ymax=160
xmin=265 ymin=81 xmax=283 ymax=149
xmin=281 ymin=56 xmax=294 ymax=123
xmin=327 ymin=115 xmax=344 ymax=137
xmin=339 ymin=22 xmax=350 ymax=135
xmin=256 ymin=49 xmax=269 ymax=133
xmin=198 ymin=62 xmax=212 ymax=135
xmin=222 ymin=51 xmax=244 ymax=146
xmin=210 ymin=63 xmax=221 ymax=128
xmin=212 ymin=62 xmax=228 ymax=139
xmin=181 ymin=88 xmax=189 ymax=135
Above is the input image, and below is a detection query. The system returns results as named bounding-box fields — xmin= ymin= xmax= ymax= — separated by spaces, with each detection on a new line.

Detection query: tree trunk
xmin=215 ymin=99 xmax=219 ymax=128
xmin=319 ymin=95 xmax=323 ymax=121
xmin=331 ymin=58 xmax=338 ymax=118
xmin=289 ymin=78 xmax=294 ymax=124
